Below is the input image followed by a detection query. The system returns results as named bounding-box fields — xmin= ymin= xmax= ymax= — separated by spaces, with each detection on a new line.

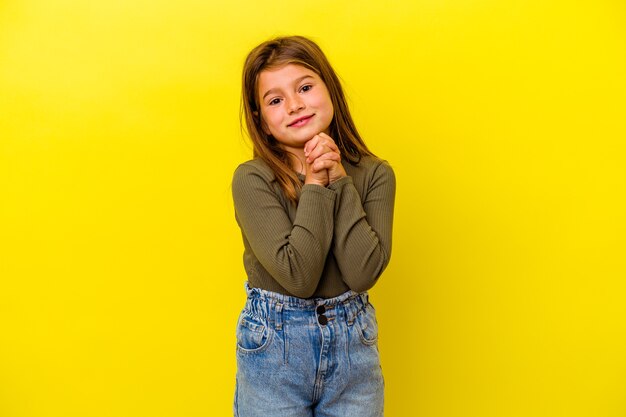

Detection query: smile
xmin=288 ymin=115 xmax=314 ymax=127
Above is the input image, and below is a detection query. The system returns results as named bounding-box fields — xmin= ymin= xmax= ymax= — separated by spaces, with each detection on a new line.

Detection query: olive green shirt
xmin=232 ymin=155 xmax=396 ymax=298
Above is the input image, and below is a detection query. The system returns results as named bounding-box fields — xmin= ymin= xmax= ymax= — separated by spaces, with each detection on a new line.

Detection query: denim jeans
xmin=234 ymin=282 xmax=384 ymax=417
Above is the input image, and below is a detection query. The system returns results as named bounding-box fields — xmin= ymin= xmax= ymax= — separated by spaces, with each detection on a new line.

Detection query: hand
xmin=304 ymin=133 xmax=346 ymax=185
xmin=304 ymin=156 xmax=329 ymax=187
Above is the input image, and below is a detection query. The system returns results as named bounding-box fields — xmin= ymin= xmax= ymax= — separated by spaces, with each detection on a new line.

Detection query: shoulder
xmin=365 ymin=155 xmax=394 ymax=175
xmin=231 ymin=159 xmax=279 ymax=202
xmin=346 ymin=155 xmax=395 ymax=182
xmin=231 ymin=158 xmax=291 ymax=212
xmin=232 ymin=158 xmax=276 ymax=185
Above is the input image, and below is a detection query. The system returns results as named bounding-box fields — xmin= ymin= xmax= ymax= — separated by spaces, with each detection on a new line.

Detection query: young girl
xmin=232 ymin=35 xmax=395 ymax=417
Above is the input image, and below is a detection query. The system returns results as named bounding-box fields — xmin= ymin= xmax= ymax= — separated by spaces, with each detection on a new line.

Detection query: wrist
xmin=327 ymin=175 xmax=352 ymax=190
xmin=304 ymin=178 xmax=327 ymax=187
xmin=329 ymin=174 xmax=346 ymax=184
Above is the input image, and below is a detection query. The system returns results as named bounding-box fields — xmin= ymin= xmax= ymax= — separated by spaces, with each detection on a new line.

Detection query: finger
xmin=311 ymin=158 xmax=339 ymax=173
xmin=309 ymin=143 xmax=342 ymax=163
xmin=304 ymin=135 xmax=320 ymax=157
xmin=306 ymin=134 xmax=338 ymax=157
xmin=317 ymin=132 xmax=334 ymax=143
xmin=306 ymin=137 xmax=339 ymax=163
xmin=307 ymin=144 xmax=331 ymax=164
xmin=312 ymin=151 xmax=341 ymax=164
xmin=315 ymin=133 xmax=339 ymax=153
xmin=308 ymin=159 xmax=328 ymax=173
xmin=317 ymin=133 xmax=339 ymax=151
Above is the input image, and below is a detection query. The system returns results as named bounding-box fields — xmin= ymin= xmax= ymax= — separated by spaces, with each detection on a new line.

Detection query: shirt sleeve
xmin=232 ymin=163 xmax=336 ymax=298
xmin=327 ymin=160 xmax=396 ymax=293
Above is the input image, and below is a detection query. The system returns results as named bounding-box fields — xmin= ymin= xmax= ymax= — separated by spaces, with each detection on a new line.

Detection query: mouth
xmin=288 ymin=114 xmax=314 ymax=127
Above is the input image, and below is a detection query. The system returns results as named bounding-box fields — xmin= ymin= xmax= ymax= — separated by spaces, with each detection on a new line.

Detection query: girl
xmin=232 ymin=35 xmax=395 ymax=417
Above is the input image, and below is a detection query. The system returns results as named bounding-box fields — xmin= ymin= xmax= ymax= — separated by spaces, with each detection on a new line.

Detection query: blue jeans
xmin=234 ymin=282 xmax=384 ymax=417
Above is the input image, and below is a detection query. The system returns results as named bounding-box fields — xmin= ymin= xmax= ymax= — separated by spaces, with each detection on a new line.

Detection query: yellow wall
xmin=1 ymin=0 xmax=625 ymax=416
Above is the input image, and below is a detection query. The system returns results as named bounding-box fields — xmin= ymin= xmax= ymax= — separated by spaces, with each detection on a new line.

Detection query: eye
xmin=300 ymin=84 xmax=313 ymax=93
xmin=268 ymin=98 xmax=282 ymax=106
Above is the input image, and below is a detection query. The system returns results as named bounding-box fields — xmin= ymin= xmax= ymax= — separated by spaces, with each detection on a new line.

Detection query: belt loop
xmin=343 ymin=300 xmax=355 ymax=326
xmin=360 ymin=293 xmax=369 ymax=309
xmin=275 ymin=302 xmax=283 ymax=331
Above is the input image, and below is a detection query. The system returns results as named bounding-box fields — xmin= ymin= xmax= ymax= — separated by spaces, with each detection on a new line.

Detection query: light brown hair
xmin=240 ymin=35 xmax=375 ymax=203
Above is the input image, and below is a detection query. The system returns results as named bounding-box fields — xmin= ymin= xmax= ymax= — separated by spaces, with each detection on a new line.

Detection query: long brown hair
xmin=240 ymin=35 xmax=375 ymax=204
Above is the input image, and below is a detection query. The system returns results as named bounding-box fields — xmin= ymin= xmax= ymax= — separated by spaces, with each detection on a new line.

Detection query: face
xmin=257 ymin=64 xmax=334 ymax=154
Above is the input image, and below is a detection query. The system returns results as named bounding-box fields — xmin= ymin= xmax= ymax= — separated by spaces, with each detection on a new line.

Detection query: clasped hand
xmin=303 ymin=132 xmax=347 ymax=187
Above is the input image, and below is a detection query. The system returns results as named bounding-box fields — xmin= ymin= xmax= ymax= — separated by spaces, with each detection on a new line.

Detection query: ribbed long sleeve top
xmin=231 ymin=155 xmax=396 ymax=299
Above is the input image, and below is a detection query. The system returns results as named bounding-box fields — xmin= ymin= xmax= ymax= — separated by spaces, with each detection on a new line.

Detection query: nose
xmin=287 ymin=95 xmax=305 ymax=114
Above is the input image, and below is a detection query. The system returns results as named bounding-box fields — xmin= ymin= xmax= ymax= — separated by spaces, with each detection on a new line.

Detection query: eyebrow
xmin=261 ymin=75 xmax=314 ymax=100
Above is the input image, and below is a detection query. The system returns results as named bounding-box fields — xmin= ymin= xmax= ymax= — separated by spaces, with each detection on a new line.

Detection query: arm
xmin=328 ymin=160 xmax=396 ymax=293
xmin=232 ymin=163 xmax=336 ymax=298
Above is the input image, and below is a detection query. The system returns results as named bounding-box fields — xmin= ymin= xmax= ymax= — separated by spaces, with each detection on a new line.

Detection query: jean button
xmin=318 ymin=315 xmax=328 ymax=325
xmin=316 ymin=305 xmax=326 ymax=314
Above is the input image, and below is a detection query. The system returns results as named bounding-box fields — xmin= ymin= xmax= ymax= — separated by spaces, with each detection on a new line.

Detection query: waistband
xmin=244 ymin=281 xmax=368 ymax=309
xmin=243 ymin=281 xmax=370 ymax=328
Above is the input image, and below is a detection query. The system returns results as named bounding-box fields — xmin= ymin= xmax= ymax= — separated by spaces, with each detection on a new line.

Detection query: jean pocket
xmin=236 ymin=311 xmax=273 ymax=354
xmin=355 ymin=303 xmax=379 ymax=346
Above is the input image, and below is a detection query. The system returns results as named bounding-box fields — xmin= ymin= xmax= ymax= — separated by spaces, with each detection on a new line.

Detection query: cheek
xmin=318 ymin=92 xmax=334 ymax=117
xmin=327 ymin=101 xmax=335 ymax=118
xmin=319 ymin=98 xmax=334 ymax=121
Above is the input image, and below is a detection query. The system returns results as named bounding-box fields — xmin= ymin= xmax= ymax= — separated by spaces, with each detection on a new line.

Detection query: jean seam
xmin=236 ymin=323 xmax=275 ymax=355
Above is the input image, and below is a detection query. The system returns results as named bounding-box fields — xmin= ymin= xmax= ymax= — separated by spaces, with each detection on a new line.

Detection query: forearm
xmin=233 ymin=164 xmax=336 ymax=298
xmin=257 ymin=185 xmax=335 ymax=297
xmin=329 ymin=163 xmax=396 ymax=293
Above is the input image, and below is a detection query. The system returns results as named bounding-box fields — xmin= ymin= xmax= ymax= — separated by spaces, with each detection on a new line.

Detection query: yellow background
xmin=1 ymin=0 xmax=625 ymax=416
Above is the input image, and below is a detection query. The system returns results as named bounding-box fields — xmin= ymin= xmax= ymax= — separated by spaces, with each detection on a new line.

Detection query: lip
xmin=288 ymin=114 xmax=314 ymax=127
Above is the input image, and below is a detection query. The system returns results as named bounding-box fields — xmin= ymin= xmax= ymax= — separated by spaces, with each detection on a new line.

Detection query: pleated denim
xmin=234 ymin=282 xmax=384 ymax=417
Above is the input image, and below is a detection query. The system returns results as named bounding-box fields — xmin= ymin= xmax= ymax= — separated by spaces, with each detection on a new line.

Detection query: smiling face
xmin=257 ymin=64 xmax=334 ymax=156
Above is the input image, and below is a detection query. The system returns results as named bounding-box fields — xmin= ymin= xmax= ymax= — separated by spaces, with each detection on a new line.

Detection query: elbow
xmin=270 ymin=246 xmax=325 ymax=299
xmin=280 ymin=264 xmax=323 ymax=299
xmin=344 ymin=248 xmax=391 ymax=293
xmin=274 ymin=271 xmax=320 ymax=299
xmin=348 ymin=269 xmax=383 ymax=293
xmin=348 ymin=280 xmax=376 ymax=294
